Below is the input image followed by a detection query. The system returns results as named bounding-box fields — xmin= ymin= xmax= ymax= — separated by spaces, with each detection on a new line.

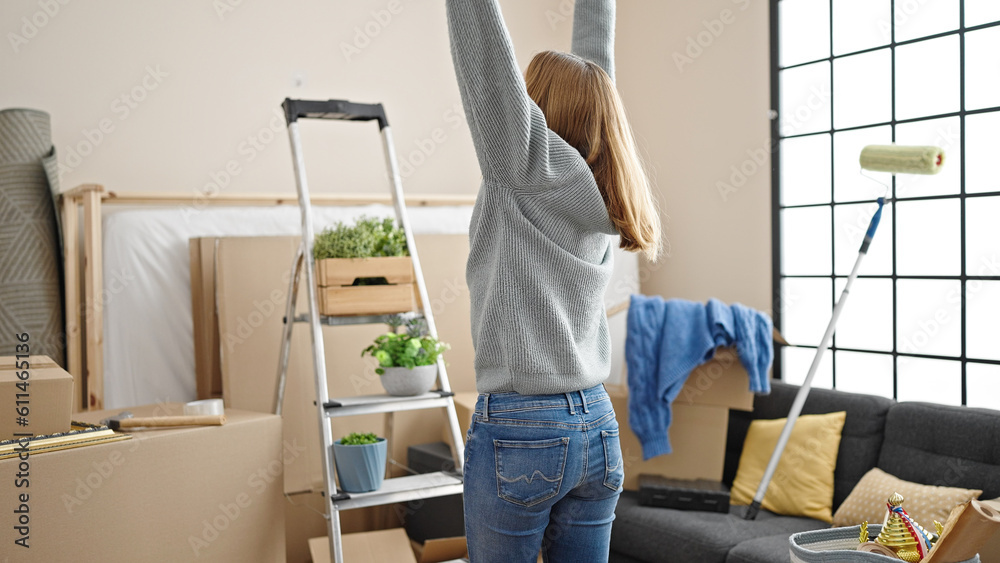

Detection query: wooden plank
xmin=82 ymin=189 xmax=104 ymax=410
xmin=188 ymin=238 xmax=223 ymax=400
xmin=101 ymin=191 xmax=476 ymax=207
xmin=62 ymin=182 xmax=105 ymax=199
xmin=190 ymin=239 xmax=211 ymax=400
xmin=606 ymin=299 xmax=629 ymax=319
xmin=60 ymin=193 xmax=83 ymax=411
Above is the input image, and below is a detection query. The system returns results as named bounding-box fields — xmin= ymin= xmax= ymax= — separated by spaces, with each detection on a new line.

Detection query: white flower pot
xmin=379 ymin=364 xmax=438 ymax=396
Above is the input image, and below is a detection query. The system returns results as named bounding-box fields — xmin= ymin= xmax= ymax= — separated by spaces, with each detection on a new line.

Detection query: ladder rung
xmin=331 ymin=471 xmax=463 ymax=511
xmin=324 ymin=391 xmax=455 ymax=417
xmin=291 ymin=312 xmax=423 ymax=327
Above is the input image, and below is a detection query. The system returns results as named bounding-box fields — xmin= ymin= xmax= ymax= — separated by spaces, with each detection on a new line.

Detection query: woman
xmin=447 ymin=0 xmax=661 ymax=561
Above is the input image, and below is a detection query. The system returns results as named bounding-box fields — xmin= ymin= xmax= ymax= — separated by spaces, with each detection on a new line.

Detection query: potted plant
xmin=362 ymin=317 xmax=449 ymax=396
xmin=312 ymin=216 xmax=416 ymax=316
xmin=331 ymin=431 xmax=387 ymax=493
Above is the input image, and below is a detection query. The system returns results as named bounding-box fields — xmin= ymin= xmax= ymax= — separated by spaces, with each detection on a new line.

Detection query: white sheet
xmin=101 ymin=204 xmax=638 ymax=409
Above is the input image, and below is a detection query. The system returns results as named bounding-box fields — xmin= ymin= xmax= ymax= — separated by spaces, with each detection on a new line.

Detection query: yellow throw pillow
xmin=832 ymin=467 xmax=982 ymax=527
xmin=731 ymin=411 xmax=847 ymax=523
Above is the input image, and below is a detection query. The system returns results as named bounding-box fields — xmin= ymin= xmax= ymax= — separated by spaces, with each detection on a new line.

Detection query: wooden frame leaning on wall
xmin=58 ymin=183 xmax=478 ymax=411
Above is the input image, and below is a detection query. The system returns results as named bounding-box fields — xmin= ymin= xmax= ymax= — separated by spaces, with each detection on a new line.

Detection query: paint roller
xmin=859 ymin=144 xmax=946 ymax=176
xmin=744 ymin=145 xmax=946 ymax=520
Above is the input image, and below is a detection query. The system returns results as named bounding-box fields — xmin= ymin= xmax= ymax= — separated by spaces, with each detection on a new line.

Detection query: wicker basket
xmin=789 ymin=525 xmax=979 ymax=563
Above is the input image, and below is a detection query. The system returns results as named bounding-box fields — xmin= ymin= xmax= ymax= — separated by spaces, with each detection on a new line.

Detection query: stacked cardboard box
xmin=190 ymin=234 xmax=479 ymax=562
xmin=609 ymin=346 xmax=754 ymax=489
xmin=0 ymin=402 xmax=284 ymax=562
xmin=309 ymin=530 xmax=470 ymax=563
xmin=442 ymin=347 xmax=755 ymax=491
xmin=0 ymin=355 xmax=73 ymax=439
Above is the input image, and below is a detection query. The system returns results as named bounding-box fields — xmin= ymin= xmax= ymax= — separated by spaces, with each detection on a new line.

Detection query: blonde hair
xmin=526 ymin=50 xmax=662 ymax=262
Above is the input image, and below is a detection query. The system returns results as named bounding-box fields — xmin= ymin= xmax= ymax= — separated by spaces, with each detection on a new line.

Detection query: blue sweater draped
xmin=625 ymin=295 xmax=773 ymax=460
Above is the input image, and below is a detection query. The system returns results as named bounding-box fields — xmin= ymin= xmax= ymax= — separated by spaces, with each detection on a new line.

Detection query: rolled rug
xmin=0 ymin=108 xmax=65 ymax=366
xmin=859 ymin=145 xmax=945 ymax=175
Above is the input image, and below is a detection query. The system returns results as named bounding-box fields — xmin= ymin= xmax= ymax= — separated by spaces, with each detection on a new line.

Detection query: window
xmin=772 ymin=0 xmax=1000 ymax=409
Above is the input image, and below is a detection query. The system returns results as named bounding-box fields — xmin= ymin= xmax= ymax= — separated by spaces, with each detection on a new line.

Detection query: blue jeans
xmin=463 ymin=384 xmax=624 ymax=563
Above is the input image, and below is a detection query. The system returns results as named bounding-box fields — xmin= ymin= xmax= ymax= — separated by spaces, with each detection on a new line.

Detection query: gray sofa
xmin=610 ymin=381 xmax=1000 ymax=563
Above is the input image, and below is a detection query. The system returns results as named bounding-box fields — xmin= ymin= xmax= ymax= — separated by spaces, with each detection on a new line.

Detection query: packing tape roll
xmin=859 ymin=145 xmax=945 ymax=175
xmin=925 ymin=500 xmax=1000 ymax=563
xmin=184 ymin=399 xmax=224 ymax=416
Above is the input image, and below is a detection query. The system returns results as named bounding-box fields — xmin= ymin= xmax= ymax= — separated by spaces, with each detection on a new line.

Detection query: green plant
xmin=313 ymin=215 xmax=409 ymax=261
xmin=339 ymin=432 xmax=379 ymax=446
xmin=361 ymin=317 xmax=449 ymax=375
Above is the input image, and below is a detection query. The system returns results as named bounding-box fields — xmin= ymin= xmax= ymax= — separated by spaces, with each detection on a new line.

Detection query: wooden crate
xmin=315 ymin=256 xmax=418 ymax=316
xmin=316 ymin=256 xmax=414 ymax=287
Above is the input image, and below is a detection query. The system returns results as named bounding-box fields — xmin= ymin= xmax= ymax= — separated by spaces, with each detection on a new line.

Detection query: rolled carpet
xmin=0 ymin=108 xmax=65 ymax=366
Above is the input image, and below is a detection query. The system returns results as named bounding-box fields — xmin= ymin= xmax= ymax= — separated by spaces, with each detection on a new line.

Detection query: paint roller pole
xmin=744 ymin=197 xmax=885 ymax=520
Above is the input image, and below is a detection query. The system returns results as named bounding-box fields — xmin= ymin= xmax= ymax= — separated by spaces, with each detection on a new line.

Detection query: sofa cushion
xmin=832 ymin=467 xmax=982 ymax=527
xmin=877 ymin=401 xmax=1000 ymax=499
xmin=731 ymin=412 xmax=846 ymax=523
xmin=725 ymin=534 xmax=797 ymax=563
xmin=725 ymin=381 xmax=895 ymax=511
xmin=611 ymin=491 xmax=827 ymax=563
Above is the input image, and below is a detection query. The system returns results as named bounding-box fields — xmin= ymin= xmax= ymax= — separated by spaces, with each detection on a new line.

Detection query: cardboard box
xmin=189 ymin=238 xmax=223 ymax=401
xmin=676 ymin=347 xmax=755 ymax=411
xmin=602 ymin=338 xmax=770 ymax=490
xmin=0 ymin=355 xmax=73 ymax=439
xmin=310 ymin=528 xmax=418 ymax=563
xmin=605 ymin=346 xmax=756 ymax=412
xmin=207 ymin=235 xmax=477 ymax=496
xmin=285 ymin=490 xmax=404 ymax=563
xmin=410 ymin=536 xmax=469 ymax=563
xmin=0 ymin=403 xmax=285 ymax=562
xmin=0 ymin=355 xmax=58 ymax=370
xmin=611 ymin=394 xmax=730 ymax=490
xmin=285 ymin=491 xmax=332 ymax=563
xmin=442 ymin=392 xmax=477 ymax=449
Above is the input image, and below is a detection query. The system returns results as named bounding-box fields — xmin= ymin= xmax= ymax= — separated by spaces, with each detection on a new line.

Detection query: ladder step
xmin=331 ymin=471 xmax=463 ymax=511
xmin=291 ymin=312 xmax=423 ymax=327
xmin=324 ymin=391 xmax=455 ymax=417
xmin=283 ymin=98 xmax=387 ymax=128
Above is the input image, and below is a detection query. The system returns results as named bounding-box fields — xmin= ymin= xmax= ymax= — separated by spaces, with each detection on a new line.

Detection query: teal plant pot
xmin=332 ymin=437 xmax=387 ymax=493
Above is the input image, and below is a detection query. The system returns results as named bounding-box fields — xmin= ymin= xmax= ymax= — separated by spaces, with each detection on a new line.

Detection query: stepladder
xmin=273 ymin=98 xmax=467 ymax=563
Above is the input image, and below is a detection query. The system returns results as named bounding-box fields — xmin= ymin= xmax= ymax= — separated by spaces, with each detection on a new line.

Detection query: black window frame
xmin=770 ymin=0 xmax=1000 ymax=406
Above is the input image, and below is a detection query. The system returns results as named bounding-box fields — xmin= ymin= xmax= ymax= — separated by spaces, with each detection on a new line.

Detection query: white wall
xmin=1 ymin=0 xmax=773 ymax=308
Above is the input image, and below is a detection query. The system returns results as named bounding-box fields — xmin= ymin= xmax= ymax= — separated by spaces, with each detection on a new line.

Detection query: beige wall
xmin=1 ymin=0 xmax=772 ymax=308
xmin=0 ymin=0 xmax=568 ymax=197
xmin=618 ymin=0 xmax=773 ymax=311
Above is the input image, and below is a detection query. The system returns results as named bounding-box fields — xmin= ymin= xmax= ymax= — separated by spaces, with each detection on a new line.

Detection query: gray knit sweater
xmin=447 ymin=0 xmax=619 ymax=394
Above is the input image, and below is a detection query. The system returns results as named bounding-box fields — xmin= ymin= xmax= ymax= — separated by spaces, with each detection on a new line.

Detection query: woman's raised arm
xmin=571 ymin=0 xmax=616 ymax=82
xmin=447 ymin=0 xmax=550 ymax=185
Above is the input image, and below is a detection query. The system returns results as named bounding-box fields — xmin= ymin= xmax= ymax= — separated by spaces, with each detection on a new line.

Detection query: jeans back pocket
xmin=601 ymin=429 xmax=624 ymax=491
xmin=494 ymin=437 xmax=569 ymax=507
